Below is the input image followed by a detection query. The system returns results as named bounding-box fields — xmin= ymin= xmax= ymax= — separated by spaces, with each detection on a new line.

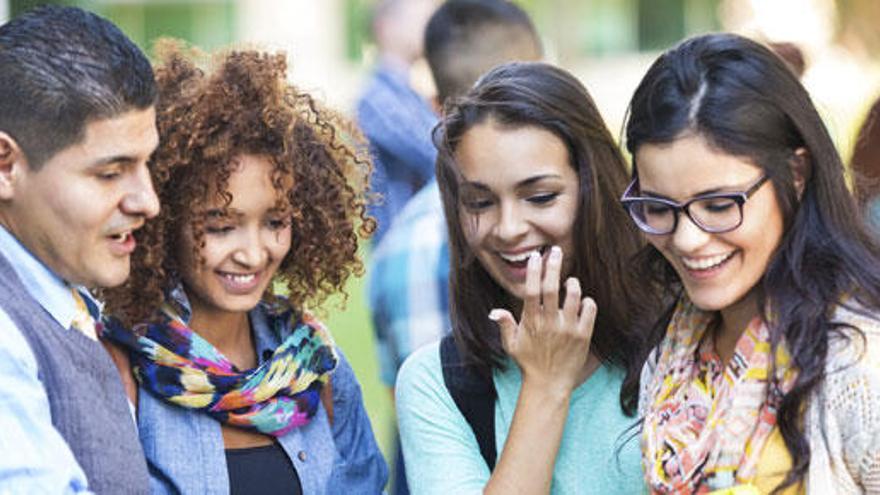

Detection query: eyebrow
xmin=86 ymin=154 xmax=140 ymax=169
xmin=640 ymin=181 xmax=753 ymax=201
xmin=462 ymin=173 xmax=564 ymax=191
xmin=205 ymin=208 xmax=242 ymax=219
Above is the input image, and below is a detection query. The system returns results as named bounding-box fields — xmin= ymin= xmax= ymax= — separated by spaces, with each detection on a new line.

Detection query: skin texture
xmin=0 ymin=107 xmax=160 ymax=288
xmin=455 ymin=121 xmax=599 ymax=494
xmin=635 ymin=133 xmax=786 ymax=361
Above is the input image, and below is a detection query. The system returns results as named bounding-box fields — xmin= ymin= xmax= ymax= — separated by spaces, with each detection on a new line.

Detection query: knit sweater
xmin=639 ymin=304 xmax=880 ymax=494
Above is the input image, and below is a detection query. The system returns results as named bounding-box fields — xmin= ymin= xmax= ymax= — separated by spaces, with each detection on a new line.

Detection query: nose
xmin=121 ymin=164 xmax=160 ymax=218
xmin=231 ymin=228 xmax=269 ymax=268
xmin=493 ymin=201 xmax=528 ymax=242
xmin=669 ymin=212 xmax=711 ymax=253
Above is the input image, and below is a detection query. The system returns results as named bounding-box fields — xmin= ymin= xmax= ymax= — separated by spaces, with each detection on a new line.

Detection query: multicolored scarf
xmin=642 ymin=297 xmax=798 ymax=493
xmin=102 ymin=296 xmax=337 ymax=437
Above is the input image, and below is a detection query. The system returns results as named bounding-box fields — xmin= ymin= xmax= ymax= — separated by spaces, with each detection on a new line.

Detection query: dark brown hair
xmin=103 ymin=41 xmax=374 ymax=325
xmin=626 ymin=33 xmax=880 ymax=492
xmin=435 ymin=61 xmax=654 ymax=415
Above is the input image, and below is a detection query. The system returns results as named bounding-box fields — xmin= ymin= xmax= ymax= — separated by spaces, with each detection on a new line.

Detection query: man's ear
xmin=0 ymin=133 xmax=28 ymax=201
xmin=791 ymin=147 xmax=810 ymax=200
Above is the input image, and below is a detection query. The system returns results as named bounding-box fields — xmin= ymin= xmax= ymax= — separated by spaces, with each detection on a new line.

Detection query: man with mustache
xmin=0 ymin=6 xmax=159 ymax=493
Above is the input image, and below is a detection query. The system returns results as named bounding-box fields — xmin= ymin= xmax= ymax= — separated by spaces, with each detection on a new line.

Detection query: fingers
xmin=577 ymin=297 xmax=598 ymax=342
xmin=561 ymin=277 xmax=581 ymax=325
xmin=541 ymin=246 xmax=562 ymax=313
xmin=521 ymin=250 xmax=542 ymax=320
xmin=490 ymin=308 xmax=517 ymax=352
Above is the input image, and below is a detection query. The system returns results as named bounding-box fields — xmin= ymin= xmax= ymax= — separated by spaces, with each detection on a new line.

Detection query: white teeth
xmin=224 ymin=273 xmax=256 ymax=284
xmin=110 ymin=232 xmax=130 ymax=242
xmin=499 ymin=249 xmax=542 ymax=263
xmin=681 ymin=252 xmax=734 ymax=271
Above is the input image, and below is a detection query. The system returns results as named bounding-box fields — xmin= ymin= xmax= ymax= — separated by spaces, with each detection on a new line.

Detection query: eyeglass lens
xmin=628 ymin=196 xmax=741 ymax=234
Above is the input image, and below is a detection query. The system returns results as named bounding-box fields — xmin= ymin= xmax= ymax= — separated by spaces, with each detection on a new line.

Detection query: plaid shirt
xmin=368 ymin=181 xmax=450 ymax=385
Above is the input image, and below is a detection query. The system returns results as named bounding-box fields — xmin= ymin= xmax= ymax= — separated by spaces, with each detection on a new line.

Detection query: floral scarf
xmin=102 ymin=295 xmax=337 ymax=437
xmin=642 ymin=297 xmax=798 ymax=493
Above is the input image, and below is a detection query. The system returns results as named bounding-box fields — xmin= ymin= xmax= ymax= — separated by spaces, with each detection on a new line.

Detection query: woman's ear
xmin=791 ymin=147 xmax=810 ymax=200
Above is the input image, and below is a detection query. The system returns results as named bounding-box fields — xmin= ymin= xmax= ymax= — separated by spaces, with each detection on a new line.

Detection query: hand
xmin=490 ymin=246 xmax=597 ymax=396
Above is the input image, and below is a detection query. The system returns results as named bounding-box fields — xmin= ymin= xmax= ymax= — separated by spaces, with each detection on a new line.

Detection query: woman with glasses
xmin=622 ymin=33 xmax=880 ymax=494
xmin=396 ymin=61 xmax=654 ymax=494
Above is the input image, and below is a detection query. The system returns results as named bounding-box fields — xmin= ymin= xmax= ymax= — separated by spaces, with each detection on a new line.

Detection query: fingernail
xmin=529 ymin=251 xmax=540 ymax=263
xmin=488 ymin=309 xmax=503 ymax=321
xmin=551 ymin=245 xmax=561 ymax=260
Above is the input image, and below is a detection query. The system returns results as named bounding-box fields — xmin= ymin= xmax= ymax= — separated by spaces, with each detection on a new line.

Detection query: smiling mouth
xmin=109 ymin=232 xmax=131 ymax=243
xmin=497 ymin=246 xmax=549 ymax=268
xmin=216 ymin=271 xmax=263 ymax=293
xmin=680 ymin=252 xmax=735 ymax=271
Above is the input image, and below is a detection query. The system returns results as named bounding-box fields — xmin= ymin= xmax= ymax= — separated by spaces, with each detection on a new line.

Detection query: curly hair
xmin=103 ymin=41 xmax=375 ymax=326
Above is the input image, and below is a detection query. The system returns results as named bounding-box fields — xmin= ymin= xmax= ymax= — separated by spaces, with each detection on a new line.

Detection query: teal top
xmin=396 ymin=341 xmax=645 ymax=494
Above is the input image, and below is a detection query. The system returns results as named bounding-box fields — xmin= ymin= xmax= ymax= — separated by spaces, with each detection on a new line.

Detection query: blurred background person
xmin=357 ymin=0 xmax=439 ymax=244
xmin=851 ymin=95 xmax=880 ymax=229
xmin=367 ymin=1 xmax=541 ymax=492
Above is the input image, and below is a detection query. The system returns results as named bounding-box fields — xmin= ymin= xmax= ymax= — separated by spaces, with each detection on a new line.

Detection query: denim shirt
xmin=137 ymin=288 xmax=388 ymax=494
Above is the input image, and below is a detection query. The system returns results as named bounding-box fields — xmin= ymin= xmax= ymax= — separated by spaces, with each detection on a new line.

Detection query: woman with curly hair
xmin=622 ymin=33 xmax=880 ymax=493
xmin=101 ymin=43 xmax=387 ymax=494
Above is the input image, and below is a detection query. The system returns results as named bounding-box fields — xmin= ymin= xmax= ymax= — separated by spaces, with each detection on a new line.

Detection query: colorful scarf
xmin=642 ymin=297 xmax=798 ymax=493
xmin=102 ymin=296 xmax=337 ymax=437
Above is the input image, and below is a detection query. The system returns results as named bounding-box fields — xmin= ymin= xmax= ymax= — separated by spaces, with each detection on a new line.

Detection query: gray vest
xmin=0 ymin=251 xmax=149 ymax=494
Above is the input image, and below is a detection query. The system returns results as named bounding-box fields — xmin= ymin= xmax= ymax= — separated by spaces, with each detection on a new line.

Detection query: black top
xmin=225 ymin=442 xmax=302 ymax=495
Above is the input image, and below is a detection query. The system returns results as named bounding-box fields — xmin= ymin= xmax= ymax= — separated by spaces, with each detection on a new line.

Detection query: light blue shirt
xmin=0 ymin=225 xmax=94 ymax=493
xmin=396 ymin=341 xmax=646 ymax=494
xmin=368 ymin=180 xmax=450 ymax=385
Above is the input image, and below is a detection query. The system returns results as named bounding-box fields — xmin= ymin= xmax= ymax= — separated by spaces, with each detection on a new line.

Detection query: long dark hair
xmin=625 ymin=33 xmax=880 ymax=491
xmin=435 ymin=61 xmax=654 ymax=415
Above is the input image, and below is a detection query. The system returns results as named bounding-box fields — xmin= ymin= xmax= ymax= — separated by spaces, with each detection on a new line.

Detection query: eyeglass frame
xmin=619 ymin=174 xmax=770 ymax=235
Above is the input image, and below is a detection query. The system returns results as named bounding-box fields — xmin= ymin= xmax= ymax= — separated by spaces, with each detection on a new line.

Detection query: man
xmin=0 ymin=6 xmax=159 ymax=493
xmin=357 ymin=0 xmax=439 ymax=243
xmin=367 ymin=1 xmax=542 ymax=493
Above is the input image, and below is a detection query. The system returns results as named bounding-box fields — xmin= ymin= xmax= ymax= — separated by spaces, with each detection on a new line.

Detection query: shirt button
xmin=298 ymin=451 xmax=307 ymax=462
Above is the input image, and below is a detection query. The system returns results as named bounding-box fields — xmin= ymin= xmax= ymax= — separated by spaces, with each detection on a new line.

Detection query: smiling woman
xmin=99 ymin=42 xmax=387 ymax=494
xmin=395 ymin=62 xmax=658 ymax=495
xmin=625 ymin=33 xmax=880 ymax=494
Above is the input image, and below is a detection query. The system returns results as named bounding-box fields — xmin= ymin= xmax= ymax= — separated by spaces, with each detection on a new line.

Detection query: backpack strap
xmin=439 ymin=335 xmax=497 ymax=470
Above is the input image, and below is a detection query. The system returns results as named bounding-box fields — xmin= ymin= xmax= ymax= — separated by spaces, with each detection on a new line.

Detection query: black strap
xmin=439 ymin=335 xmax=497 ymax=470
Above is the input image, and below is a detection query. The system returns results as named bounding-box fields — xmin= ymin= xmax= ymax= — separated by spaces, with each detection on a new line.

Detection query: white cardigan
xmin=638 ymin=305 xmax=880 ymax=494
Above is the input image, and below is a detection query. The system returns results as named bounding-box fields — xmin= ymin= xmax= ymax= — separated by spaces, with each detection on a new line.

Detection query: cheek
xmin=458 ymin=211 xmax=485 ymax=248
xmin=270 ymin=228 xmax=293 ymax=261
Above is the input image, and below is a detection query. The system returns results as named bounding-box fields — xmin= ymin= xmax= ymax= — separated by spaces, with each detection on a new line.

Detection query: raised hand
xmin=489 ymin=245 xmax=597 ymax=395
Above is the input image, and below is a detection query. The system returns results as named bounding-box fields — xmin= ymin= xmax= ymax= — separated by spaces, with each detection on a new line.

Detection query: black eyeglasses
xmin=620 ymin=174 xmax=770 ymax=235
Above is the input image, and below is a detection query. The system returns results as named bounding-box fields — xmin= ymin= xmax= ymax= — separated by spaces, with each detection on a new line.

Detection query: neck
xmin=188 ymin=309 xmax=255 ymax=370
xmin=716 ymin=291 xmax=760 ymax=364
xmin=379 ymin=52 xmax=412 ymax=73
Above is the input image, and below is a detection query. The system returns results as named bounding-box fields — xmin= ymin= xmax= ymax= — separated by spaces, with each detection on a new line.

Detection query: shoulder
xmin=0 ymin=306 xmax=38 ymax=374
xmin=396 ymin=341 xmax=459 ymax=420
xmin=813 ymin=304 xmax=880 ymax=433
xmin=825 ymin=303 xmax=880 ymax=375
xmin=396 ymin=341 xmax=444 ymax=393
